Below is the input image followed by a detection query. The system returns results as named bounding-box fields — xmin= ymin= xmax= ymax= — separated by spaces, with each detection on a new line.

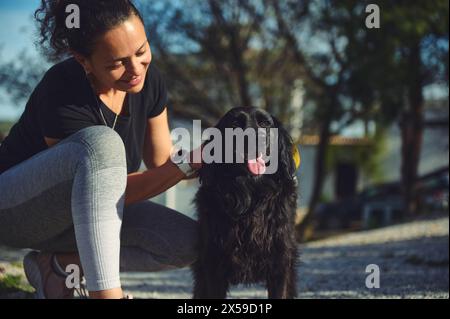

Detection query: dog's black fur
xmin=192 ymin=107 xmax=299 ymax=299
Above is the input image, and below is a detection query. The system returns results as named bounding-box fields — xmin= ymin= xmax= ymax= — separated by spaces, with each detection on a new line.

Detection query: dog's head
xmin=199 ymin=107 xmax=297 ymax=186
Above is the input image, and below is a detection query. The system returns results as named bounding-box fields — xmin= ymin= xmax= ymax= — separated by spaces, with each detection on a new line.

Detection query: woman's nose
xmin=126 ymin=57 xmax=142 ymax=76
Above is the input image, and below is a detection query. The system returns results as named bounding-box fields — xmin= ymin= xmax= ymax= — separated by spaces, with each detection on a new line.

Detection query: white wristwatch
xmin=171 ymin=148 xmax=197 ymax=177
xmin=177 ymin=162 xmax=197 ymax=177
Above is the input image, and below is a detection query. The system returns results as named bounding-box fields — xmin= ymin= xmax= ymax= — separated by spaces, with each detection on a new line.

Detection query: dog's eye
xmin=231 ymin=119 xmax=245 ymax=128
xmin=259 ymin=119 xmax=272 ymax=128
xmin=256 ymin=113 xmax=273 ymax=128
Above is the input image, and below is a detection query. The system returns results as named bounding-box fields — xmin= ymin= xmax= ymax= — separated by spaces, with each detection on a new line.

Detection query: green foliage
xmin=10 ymin=261 xmax=23 ymax=269
xmin=0 ymin=274 xmax=22 ymax=290
xmin=0 ymin=51 xmax=48 ymax=105
xmin=0 ymin=121 xmax=14 ymax=134
xmin=325 ymin=127 xmax=389 ymax=184
xmin=0 ymin=121 xmax=14 ymax=140
xmin=339 ymin=0 xmax=449 ymax=116
xmin=318 ymin=193 xmax=333 ymax=204
xmin=0 ymin=274 xmax=33 ymax=294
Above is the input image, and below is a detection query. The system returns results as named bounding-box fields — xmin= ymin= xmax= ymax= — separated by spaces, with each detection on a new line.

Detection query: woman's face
xmin=80 ymin=14 xmax=152 ymax=94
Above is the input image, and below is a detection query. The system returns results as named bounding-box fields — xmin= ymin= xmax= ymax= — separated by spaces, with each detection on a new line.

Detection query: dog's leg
xmin=286 ymin=264 xmax=298 ymax=299
xmin=267 ymin=251 xmax=298 ymax=299
xmin=192 ymin=261 xmax=229 ymax=299
xmin=267 ymin=274 xmax=290 ymax=299
xmin=204 ymin=274 xmax=229 ymax=299
xmin=192 ymin=261 xmax=208 ymax=298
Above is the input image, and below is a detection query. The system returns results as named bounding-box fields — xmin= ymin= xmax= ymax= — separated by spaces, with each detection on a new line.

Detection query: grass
xmin=0 ymin=274 xmax=27 ymax=290
xmin=0 ymin=262 xmax=34 ymax=299
xmin=0 ymin=274 xmax=34 ymax=298
xmin=10 ymin=261 xmax=23 ymax=268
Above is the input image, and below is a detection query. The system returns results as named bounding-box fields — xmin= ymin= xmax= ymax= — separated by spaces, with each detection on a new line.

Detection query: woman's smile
xmin=120 ymin=75 xmax=143 ymax=87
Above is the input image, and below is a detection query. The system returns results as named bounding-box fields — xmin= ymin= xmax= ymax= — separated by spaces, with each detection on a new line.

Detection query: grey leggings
xmin=0 ymin=126 xmax=198 ymax=291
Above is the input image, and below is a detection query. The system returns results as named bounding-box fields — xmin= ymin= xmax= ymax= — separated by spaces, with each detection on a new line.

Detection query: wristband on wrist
xmin=171 ymin=147 xmax=197 ymax=177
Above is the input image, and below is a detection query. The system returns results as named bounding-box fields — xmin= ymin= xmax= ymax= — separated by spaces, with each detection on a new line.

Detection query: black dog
xmin=192 ymin=107 xmax=299 ymax=299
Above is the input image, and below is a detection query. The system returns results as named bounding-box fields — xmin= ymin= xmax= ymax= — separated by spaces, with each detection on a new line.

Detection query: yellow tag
xmin=293 ymin=145 xmax=301 ymax=170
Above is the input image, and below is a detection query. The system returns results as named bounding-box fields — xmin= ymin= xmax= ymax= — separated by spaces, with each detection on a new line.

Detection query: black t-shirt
xmin=0 ymin=57 xmax=168 ymax=175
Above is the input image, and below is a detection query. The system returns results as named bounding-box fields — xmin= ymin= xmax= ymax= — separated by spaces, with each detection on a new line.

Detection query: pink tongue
xmin=247 ymin=155 xmax=266 ymax=175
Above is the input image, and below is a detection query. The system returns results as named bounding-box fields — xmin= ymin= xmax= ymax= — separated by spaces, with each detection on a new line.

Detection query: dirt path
xmin=1 ymin=216 xmax=448 ymax=299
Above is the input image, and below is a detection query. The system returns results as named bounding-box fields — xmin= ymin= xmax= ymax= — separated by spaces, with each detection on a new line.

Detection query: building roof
xmin=298 ymin=135 xmax=372 ymax=146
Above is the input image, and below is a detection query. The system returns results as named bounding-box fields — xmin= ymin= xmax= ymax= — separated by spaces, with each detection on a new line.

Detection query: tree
xmin=139 ymin=0 xmax=306 ymax=126
xmin=270 ymin=0 xmax=448 ymax=240
xmin=339 ymin=0 xmax=449 ymax=216
xmin=0 ymin=51 xmax=48 ymax=106
xmin=267 ymin=0 xmax=377 ymax=240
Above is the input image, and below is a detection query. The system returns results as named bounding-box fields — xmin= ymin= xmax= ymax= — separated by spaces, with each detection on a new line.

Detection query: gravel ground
xmin=120 ymin=215 xmax=449 ymax=299
xmin=1 ymin=216 xmax=448 ymax=299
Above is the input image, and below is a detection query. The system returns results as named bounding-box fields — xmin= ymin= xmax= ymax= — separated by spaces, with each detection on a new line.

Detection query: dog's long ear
xmin=198 ymin=137 xmax=215 ymax=186
xmin=271 ymin=115 xmax=296 ymax=181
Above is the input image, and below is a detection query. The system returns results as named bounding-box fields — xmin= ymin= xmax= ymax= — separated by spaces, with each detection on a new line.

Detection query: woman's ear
xmin=71 ymin=51 xmax=92 ymax=74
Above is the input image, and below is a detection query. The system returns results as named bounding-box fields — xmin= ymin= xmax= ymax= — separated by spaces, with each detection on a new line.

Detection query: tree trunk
xmin=400 ymin=41 xmax=424 ymax=217
xmin=296 ymin=108 xmax=333 ymax=242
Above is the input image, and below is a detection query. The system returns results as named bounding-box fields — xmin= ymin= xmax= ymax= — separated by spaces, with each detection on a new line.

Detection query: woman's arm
xmin=125 ymin=160 xmax=185 ymax=206
xmin=142 ymin=108 xmax=173 ymax=169
xmin=125 ymin=145 xmax=203 ymax=206
xmin=125 ymin=107 xmax=202 ymax=206
xmin=124 ymin=107 xmax=178 ymax=206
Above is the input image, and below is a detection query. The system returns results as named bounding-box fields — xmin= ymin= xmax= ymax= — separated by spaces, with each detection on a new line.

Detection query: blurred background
xmin=0 ymin=0 xmax=448 ymax=240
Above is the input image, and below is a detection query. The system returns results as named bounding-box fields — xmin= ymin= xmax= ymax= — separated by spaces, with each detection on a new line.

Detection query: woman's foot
xmin=24 ymin=251 xmax=132 ymax=299
xmin=23 ymin=251 xmax=86 ymax=299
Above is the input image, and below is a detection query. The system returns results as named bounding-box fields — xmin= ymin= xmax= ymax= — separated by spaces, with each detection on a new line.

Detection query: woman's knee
xmin=67 ymin=126 xmax=127 ymax=171
xmin=122 ymin=203 xmax=200 ymax=268
xmin=172 ymin=217 xmax=199 ymax=268
xmin=160 ymin=229 xmax=199 ymax=269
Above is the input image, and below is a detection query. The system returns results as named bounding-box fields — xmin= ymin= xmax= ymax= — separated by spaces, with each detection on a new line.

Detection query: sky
xmin=0 ymin=0 xmax=40 ymax=53
xmin=0 ymin=0 xmax=41 ymax=120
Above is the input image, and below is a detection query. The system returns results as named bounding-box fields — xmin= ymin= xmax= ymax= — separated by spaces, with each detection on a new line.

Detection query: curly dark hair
xmin=34 ymin=0 xmax=144 ymax=61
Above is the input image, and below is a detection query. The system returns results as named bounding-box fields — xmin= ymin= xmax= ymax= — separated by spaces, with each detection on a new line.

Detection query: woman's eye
xmin=136 ymin=50 xmax=146 ymax=57
xmin=108 ymin=63 xmax=123 ymax=70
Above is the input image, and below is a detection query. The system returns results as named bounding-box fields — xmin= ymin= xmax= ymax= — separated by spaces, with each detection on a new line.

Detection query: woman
xmin=0 ymin=0 xmax=200 ymax=299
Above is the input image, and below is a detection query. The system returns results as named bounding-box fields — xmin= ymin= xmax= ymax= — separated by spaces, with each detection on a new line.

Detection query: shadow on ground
xmin=119 ymin=234 xmax=449 ymax=299
xmin=1 ymin=222 xmax=448 ymax=299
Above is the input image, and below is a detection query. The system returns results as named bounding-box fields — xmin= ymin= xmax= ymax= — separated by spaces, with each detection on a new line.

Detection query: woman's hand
xmin=188 ymin=145 xmax=203 ymax=170
xmin=182 ymin=145 xmax=203 ymax=180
